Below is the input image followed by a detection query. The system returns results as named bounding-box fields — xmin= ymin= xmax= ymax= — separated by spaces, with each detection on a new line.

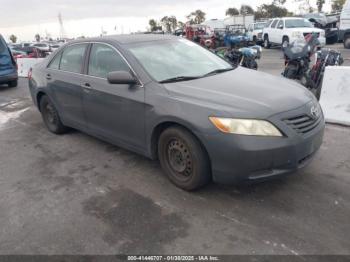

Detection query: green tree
xmin=168 ymin=16 xmax=178 ymax=32
xmin=240 ymin=5 xmax=255 ymax=15
xmin=254 ymin=4 xmax=289 ymax=19
xmin=177 ymin=21 xmax=185 ymax=29
xmin=225 ymin=7 xmax=239 ymax=16
xmin=331 ymin=0 xmax=346 ymax=12
xmin=186 ymin=9 xmax=206 ymax=24
xmin=161 ymin=16 xmax=172 ymax=32
xmin=9 ymin=34 xmax=17 ymax=43
xmin=149 ymin=19 xmax=158 ymax=32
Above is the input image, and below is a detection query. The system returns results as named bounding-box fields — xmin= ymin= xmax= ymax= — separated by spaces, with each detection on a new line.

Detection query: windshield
xmin=128 ymin=39 xmax=232 ymax=82
xmin=285 ymin=19 xmax=313 ymax=28
xmin=254 ymin=23 xmax=266 ymax=30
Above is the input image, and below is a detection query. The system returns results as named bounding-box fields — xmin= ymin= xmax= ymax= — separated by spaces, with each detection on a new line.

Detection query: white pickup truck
xmin=247 ymin=22 xmax=267 ymax=44
xmin=339 ymin=0 xmax=350 ymax=48
xmin=262 ymin=17 xmax=326 ymax=48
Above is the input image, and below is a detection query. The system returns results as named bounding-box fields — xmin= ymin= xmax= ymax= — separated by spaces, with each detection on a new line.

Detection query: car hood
xmin=163 ymin=67 xmax=314 ymax=119
xmin=291 ymin=27 xmax=324 ymax=33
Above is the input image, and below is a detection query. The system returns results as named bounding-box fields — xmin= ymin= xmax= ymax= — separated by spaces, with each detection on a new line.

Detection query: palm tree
xmin=226 ymin=8 xmax=239 ymax=16
xmin=186 ymin=10 xmax=206 ymax=24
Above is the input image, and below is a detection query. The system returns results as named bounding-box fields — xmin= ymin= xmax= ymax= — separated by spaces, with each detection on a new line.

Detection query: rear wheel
xmin=158 ymin=126 xmax=211 ymax=191
xmin=282 ymin=36 xmax=289 ymax=48
xmin=8 ymin=80 xmax=18 ymax=88
xmin=39 ymin=95 xmax=69 ymax=134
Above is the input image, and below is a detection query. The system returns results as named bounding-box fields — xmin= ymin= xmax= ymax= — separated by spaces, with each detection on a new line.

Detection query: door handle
xmin=81 ymin=83 xmax=91 ymax=89
xmin=46 ymin=74 xmax=52 ymax=80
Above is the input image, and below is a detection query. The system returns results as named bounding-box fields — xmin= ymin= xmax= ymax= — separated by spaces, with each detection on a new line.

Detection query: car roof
xmin=69 ymin=34 xmax=178 ymax=45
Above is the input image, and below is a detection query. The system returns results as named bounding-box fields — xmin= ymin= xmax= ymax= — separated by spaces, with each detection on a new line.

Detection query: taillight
xmin=28 ymin=68 xmax=32 ymax=80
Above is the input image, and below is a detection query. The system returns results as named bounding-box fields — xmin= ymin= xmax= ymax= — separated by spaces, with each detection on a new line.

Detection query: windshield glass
xmin=128 ymin=39 xmax=232 ymax=82
xmin=285 ymin=19 xmax=313 ymax=28
xmin=254 ymin=23 xmax=266 ymax=30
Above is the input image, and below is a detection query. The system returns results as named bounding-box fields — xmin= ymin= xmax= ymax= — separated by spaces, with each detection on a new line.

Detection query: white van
xmin=339 ymin=0 xmax=350 ymax=48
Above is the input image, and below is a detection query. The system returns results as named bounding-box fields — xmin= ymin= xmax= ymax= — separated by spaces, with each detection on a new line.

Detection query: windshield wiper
xmin=202 ymin=68 xmax=234 ymax=77
xmin=159 ymin=76 xmax=200 ymax=83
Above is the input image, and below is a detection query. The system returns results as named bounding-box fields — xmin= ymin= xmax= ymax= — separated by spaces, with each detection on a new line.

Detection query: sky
xmin=0 ymin=0 xmax=332 ymax=42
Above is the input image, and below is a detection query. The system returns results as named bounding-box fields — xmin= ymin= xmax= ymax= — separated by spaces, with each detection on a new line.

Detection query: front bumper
xmin=201 ymin=105 xmax=325 ymax=184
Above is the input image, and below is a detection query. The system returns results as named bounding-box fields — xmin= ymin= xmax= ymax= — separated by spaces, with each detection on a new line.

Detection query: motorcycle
xmin=216 ymin=45 xmax=262 ymax=70
xmin=282 ymin=33 xmax=343 ymax=99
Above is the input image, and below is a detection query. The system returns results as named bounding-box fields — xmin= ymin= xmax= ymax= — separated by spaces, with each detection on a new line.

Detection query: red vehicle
xmin=185 ymin=24 xmax=216 ymax=48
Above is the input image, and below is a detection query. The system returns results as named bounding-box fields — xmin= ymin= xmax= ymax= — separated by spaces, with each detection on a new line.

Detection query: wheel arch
xmin=149 ymin=120 xmax=210 ymax=165
xmin=36 ymin=91 xmax=47 ymax=111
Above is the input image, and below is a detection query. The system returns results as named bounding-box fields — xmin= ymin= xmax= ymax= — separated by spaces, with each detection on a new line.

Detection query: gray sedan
xmin=28 ymin=35 xmax=325 ymax=190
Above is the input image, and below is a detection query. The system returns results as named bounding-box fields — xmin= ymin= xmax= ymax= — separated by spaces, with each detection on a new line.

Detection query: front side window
xmin=60 ymin=44 xmax=87 ymax=73
xmin=277 ymin=20 xmax=284 ymax=29
xmin=271 ymin=20 xmax=279 ymax=28
xmin=128 ymin=39 xmax=232 ymax=82
xmin=88 ymin=43 xmax=130 ymax=78
xmin=48 ymin=52 xmax=62 ymax=70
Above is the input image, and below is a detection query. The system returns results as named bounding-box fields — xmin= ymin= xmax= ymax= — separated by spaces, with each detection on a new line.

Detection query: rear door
xmin=82 ymin=43 xmax=146 ymax=150
xmin=46 ymin=43 xmax=88 ymax=129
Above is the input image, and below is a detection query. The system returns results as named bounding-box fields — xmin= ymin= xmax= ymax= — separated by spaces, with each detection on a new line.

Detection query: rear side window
xmin=88 ymin=43 xmax=130 ymax=78
xmin=48 ymin=52 xmax=62 ymax=70
xmin=271 ymin=20 xmax=279 ymax=28
xmin=60 ymin=44 xmax=87 ymax=73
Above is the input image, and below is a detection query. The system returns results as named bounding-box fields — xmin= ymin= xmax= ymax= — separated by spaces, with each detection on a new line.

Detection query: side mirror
xmin=107 ymin=71 xmax=137 ymax=85
xmin=278 ymin=25 xmax=284 ymax=30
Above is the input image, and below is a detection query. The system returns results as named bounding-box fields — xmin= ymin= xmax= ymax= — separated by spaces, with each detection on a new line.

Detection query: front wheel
xmin=40 ymin=95 xmax=69 ymax=134
xmin=264 ymin=36 xmax=271 ymax=49
xmin=158 ymin=126 xmax=211 ymax=191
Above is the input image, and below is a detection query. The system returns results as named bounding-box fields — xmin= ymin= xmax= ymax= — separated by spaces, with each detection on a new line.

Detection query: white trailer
xmin=224 ymin=15 xmax=255 ymax=28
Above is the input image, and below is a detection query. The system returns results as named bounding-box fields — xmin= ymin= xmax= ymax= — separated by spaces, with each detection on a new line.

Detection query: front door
xmin=82 ymin=43 xmax=146 ymax=151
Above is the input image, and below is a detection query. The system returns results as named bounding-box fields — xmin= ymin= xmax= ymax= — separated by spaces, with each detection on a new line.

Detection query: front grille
xmin=303 ymin=32 xmax=320 ymax=38
xmin=283 ymin=114 xmax=321 ymax=134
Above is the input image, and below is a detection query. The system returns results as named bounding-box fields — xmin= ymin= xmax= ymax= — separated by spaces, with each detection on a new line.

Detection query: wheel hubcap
xmin=167 ymin=139 xmax=192 ymax=177
xmin=45 ymin=104 xmax=56 ymax=124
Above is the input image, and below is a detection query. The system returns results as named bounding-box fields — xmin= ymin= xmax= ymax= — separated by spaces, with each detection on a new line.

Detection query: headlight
xmin=209 ymin=117 xmax=283 ymax=137
xmin=291 ymin=31 xmax=302 ymax=38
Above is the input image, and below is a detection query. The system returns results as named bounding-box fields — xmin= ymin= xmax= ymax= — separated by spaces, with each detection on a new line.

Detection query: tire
xmin=282 ymin=36 xmax=289 ymax=48
xmin=8 ymin=80 xmax=18 ymax=88
xmin=39 ymin=95 xmax=69 ymax=134
xmin=283 ymin=64 xmax=298 ymax=79
xmin=158 ymin=126 xmax=211 ymax=191
xmin=253 ymin=36 xmax=257 ymax=45
xmin=264 ymin=35 xmax=271 ymax=49
xmin=344 ymin=35 xmax=350 ymax=49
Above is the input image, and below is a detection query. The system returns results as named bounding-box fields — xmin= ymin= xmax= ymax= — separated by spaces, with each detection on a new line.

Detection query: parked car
xmin=247 ymin=22 xmax=267 ymax=44
xmin=339 ymin=0 xmax=350 ymax=48
xmin=28 ymin=35 xmax=325 ymax=190
xmin=0 ymin=35 xmax=18 ymax=87
xmin=49 ymin=44 xmax=62 ymax=52
xmin=263 ymin=17 xmax=326 ymax=48
xmin=31 ymin=42 xmax=51 ymax=52
xmin=303 ymin=13 xmax=339 ymax=44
